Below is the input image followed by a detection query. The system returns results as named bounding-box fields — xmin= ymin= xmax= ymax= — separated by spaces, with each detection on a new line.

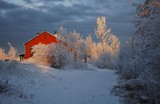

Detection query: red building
xmin=24 ymin=31 xmax=59 ymax=59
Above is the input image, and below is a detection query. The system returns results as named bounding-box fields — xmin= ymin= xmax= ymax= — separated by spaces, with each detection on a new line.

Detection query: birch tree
xmin=95 ymin=16 xmax=111 ymax=43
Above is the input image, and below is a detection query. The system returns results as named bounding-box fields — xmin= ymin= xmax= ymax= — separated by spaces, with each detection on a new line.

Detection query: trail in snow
xmin=0 ymin=64 xmax=120 ymax=104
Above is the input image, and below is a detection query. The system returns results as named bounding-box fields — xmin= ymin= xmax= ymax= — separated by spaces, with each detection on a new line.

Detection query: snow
xmin=0 ymin=63 xmax=120 ymax=104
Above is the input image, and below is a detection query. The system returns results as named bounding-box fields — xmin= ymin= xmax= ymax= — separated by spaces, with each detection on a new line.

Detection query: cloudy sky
xmin=0 ymin=0 xmax=139 ymax=54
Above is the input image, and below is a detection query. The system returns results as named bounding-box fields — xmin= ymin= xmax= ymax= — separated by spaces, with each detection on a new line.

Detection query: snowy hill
xmin=0 ymin=62 xmax=120 ymax=104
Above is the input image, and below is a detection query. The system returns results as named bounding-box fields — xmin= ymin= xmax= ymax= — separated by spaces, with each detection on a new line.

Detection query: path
xmin=29 ymin=65 xmax=120 ymax=104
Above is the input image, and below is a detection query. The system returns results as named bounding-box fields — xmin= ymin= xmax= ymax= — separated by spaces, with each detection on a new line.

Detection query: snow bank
xmin=0 ymin=62 xmax=120 ymax=104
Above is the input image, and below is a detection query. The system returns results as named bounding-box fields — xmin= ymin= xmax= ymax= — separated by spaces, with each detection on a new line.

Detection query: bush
xmin=51 ymin=44 xmax=74 ymax=68
xmin=95 ymin=52 xmax=114 ymax=69
xmin=30 ymin=43 xmax=74 ymax=68
xmin=0 ymin=80 xmax=12 ymax=95
xmin=0 ymin=60 xmax=31 ymax=100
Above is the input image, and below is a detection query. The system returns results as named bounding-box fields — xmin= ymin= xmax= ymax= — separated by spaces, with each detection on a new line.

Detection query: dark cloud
xmin=0 ymin=0 xmax=19 ymax=10
xmin=23 ymin=0 xmax=32 ymax=3
xmin=24 ymin=0 xmax=67 ymax=4
xmin=0 ymin=0 xmax=137 ymax=53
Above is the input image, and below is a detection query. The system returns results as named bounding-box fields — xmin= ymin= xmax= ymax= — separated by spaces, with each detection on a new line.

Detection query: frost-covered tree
xmin=84 ymin=35 xmax=95 ymax=62
xmin=95 ymin=42 xmax=115 ymax=69
xmin=59 ymin=27 xmax=85 ymax=63
xmin=31 ymin=43 xmax=52 ymax=66
xmin=95 ymin=16 xmax=111 ymax=43
xmin=58 ymin=26 xmax=69 ymax=43
xmin=90 ymin=42 xmax=99 ymax=61
xmin=30 ymin=43 xmax=74 ymax=68
xmin=52 ymin=44 xmax=74 ymax=68
xmin=115 ymin=1 xmax=160 ymax=104
xmin=135 ymin=2 xmax=160 ymax=103
xmin=108 ymin=34 xmax=120 ymax=56
xmin=85 ymin=35 xmax=93 ymax=56
xmin=95 ymin=16 xmax=120 ymax=55
xmin=8 ymin=43 xmax=17 ymax=60
xmin=69 ymin=31 xmax=85 ymax=62
xmin=0 ymin=48 xmax=7 ymax=60
xmin=93 ymin=16 xmax=120 ymax=69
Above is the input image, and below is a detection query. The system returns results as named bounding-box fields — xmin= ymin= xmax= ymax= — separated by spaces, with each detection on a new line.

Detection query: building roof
xmin=24 ymin=31 xmax=57 ymax=45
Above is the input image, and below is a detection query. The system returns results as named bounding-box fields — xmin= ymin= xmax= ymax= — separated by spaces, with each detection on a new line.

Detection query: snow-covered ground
xmin=0 ymin=62 xmax=120 ymax=104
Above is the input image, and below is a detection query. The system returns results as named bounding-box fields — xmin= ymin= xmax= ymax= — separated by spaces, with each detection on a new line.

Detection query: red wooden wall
xmin=25 ymin=31 xmax=59 ymax=59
